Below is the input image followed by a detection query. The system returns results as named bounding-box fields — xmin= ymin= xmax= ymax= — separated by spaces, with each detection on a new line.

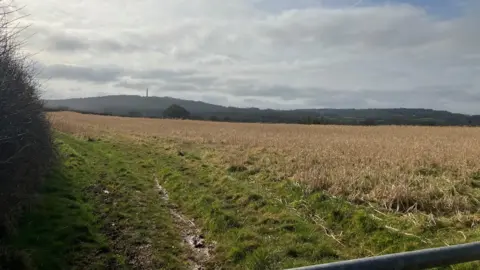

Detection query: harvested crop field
xmin=12 ymin=111 xmax=475 ymax=269
xmin=51 ymin=111 xmax=480 ymax=215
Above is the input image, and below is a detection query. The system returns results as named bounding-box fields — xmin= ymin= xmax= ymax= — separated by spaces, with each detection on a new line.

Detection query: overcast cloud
xmin=10 ymin=0 xmax=480 ymax=113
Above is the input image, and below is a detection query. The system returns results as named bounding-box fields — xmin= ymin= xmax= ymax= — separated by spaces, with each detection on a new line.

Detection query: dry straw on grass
xmin=50 ymin=112 xmax=480 ymax=215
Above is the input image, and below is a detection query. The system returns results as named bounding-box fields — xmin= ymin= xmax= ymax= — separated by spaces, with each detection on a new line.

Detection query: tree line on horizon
xmin=46 ymin=103 xmax=480 ymax=127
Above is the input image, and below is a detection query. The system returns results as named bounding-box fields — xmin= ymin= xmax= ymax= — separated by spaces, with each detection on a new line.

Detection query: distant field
xmin=19 ymin=111 xmax=477 ymax=269
xmin=50 ymin=111 xmax=480 ymax=215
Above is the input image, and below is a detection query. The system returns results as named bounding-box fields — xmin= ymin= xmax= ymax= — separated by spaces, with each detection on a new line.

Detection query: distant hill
xmin=45 ymin=95 xmax=229 ymax=114
xmin=45 ymin=95 xmax=480 ymax=126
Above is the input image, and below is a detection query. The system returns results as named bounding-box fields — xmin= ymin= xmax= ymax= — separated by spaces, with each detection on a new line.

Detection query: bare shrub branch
xmin=0 ymin=0 xmax=55 ymax=234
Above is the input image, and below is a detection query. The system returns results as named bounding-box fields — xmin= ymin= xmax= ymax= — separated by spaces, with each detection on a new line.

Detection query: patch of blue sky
xmin=253 ymin=0 xmax=468 ymax=19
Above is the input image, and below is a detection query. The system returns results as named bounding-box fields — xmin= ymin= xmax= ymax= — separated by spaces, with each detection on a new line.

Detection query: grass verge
xmin=100 ymin=137 xmax=480 ymax=269
xmin=0 ymin=133 xmax=186 ymax=270
xmin=3 ymin=132 xmax=480 ymax=269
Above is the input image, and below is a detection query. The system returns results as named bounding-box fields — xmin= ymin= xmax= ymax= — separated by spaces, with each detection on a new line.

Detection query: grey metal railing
xmin=286 ymin=241 xmax=480 ymax=270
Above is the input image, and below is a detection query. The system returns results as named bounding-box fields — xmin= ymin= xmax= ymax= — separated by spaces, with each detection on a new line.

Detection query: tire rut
xmin=154 ymin=176 xmax=214 ymax=270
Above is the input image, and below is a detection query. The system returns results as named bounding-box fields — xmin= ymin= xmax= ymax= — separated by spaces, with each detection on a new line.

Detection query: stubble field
xmin=51 ymin=111 xmax=480 ymax=215
xmin=10 ymin=111 xmax=478 ymax=269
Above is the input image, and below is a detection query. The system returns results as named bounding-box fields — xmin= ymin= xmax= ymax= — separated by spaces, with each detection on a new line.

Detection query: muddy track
xmin=155 ymin=176 xmax=214 ymax=270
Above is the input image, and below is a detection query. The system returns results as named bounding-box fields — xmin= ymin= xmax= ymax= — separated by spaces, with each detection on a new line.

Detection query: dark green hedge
xmin=0 ymin=8 xmax=55 ymax=235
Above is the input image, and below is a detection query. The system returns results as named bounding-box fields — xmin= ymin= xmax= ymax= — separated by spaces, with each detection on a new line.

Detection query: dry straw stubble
xmin=50 ymin=112 xmax=480 ymax=215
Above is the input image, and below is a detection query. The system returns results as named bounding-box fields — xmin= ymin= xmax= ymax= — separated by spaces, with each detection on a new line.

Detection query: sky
xmin=9 ymin=0 xmax=480 ymax=113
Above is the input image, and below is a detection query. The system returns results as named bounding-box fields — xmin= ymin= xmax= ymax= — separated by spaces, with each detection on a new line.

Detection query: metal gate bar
xmin=287 ymin=241 xmax=480 ymax=270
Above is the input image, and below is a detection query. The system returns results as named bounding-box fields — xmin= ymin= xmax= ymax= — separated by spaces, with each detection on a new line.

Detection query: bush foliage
xmin=0 ymin=4 xmax=54 ymax=234
xmin=163 ymin=104 xmax=191 ymax=119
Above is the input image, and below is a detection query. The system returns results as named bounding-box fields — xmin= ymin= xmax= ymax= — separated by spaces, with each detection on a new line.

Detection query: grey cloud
xmin=258 ymin=6 xmax=447 ymax=51
xmin=172 ymin=76 xmax=217 ymax=86
xmin=37 ymin=64 xmax=217 ymax=88
xmin=243 ymin=98 xmax=263 ymax=104
xmin=194 ymin=54 xmax=240 ymax=65
xmin=303 ymin=90 xmax=378 ymax=108
xmin=132 ymin=69 xmax=217 ymax=87
xmin=24 ymin=25 xmax=92 ymax=53
xmin=133 ymin=69 xmax=196 ymax=80
xmin=200 ymin=94 xmax=229 ymax=105
xmin=227 ymin=83 xmax=319 ymax=101
xmin=95 ymin=39 xmax=143 ymax=53
xmin=35 ymin=21 xmax=219 ymax=55
xmin=216 ymin=78 xmax=258 ymax=90
xmin=52 ymin=37 xmax=142 ymax=53
xmin=33 ymin=26 xmax=145 ymax=53
xmin=161 ymin=83 xmax=199 ymax=91
xmin=241 ymin=97 xmax=304 ymax=110
xmin=47 ymin=34 xmax=89 ymax=52
xmin=20 ymin=0 xmax=480 ymax=113
xmin=237 ymin=85 xmax=297 ymax=100
xmin=357 ymin=86 xmax=480 ymax=107
xmin=224 ymin=78 xmax=259 ymax=85
xmin=68 ymin=87 xmax=82 ymax=92
xmin=114 ymin=81 xmax=153 ymax=90
xmin=38 ymin=64 xmax=125 ymax=83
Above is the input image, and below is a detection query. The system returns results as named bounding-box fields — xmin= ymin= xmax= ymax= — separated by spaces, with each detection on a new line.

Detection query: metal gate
xmin=287 ymin=241 xmax=480 ymax=270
